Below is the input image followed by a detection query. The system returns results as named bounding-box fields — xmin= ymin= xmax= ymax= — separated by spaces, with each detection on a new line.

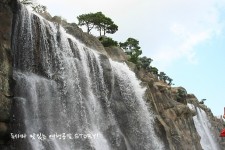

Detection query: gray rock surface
xmin=0 ymin=0 xmax=15 ymax=145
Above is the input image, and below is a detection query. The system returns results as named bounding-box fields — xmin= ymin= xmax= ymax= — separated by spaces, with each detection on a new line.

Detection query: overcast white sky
xmin=37 ymin=0 xmax=225 ymax=116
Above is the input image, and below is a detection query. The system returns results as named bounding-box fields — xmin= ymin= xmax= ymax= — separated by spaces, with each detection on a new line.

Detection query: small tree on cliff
xmin=77 ymin=13 xmax=96 ymax=34
xmin=77 ymin=12 xmax=118 ymax=35
xmin=150 ymin=66 xmax=158 ymax=75
xmin=159 ymin=72 xmax=168 ymax=82
xmin=94 ymin=12 xmax=118 ymax=36
xmin=106 ymin=23 xmax=118 ymax=35
xmin=119 ymin=38 xmax=142 ymax=64
xmin=166 ymin=77 xmax=173 ymax=85
xmin=158 ymin=72 xmax=173 ymax=85
xmin=138 ymin=56 xmax=153 ymax=70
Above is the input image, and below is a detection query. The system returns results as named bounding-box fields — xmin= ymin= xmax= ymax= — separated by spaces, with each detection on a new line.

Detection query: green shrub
xmin=99 ymin=37 xmax=118 ymax=47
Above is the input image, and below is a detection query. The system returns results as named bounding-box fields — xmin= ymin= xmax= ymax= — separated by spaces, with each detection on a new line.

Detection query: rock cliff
xmin=0 ymin=0 xmax=225 ymax=149
xmin=0 ymin=0 xmax=15 ymax=147
xmin=107 ymin=43 xmax=225 ymax=149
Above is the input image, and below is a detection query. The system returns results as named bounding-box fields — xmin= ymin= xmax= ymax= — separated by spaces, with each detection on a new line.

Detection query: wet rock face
xmin=137 ymin=67 xmax=224 ymax=150
xmin=135 ymin=67 xmax=202 ymax=149
xmin=0 ymin=0 xmax=15 ymax=145
xmin=145 ymin=85 xmax=202 ymax=150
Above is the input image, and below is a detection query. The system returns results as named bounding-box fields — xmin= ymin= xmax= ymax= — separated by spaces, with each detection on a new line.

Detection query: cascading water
xmin=10 ymin=3 xmax=165 ymax=150
xmin=188 ymin=104 xmax=220 ymax=150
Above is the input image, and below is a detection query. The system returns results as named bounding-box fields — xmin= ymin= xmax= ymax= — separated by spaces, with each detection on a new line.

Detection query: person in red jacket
xmin=223 ymin=107 xmax=225 ymax=119
xmin=220 ymin=107 xmax=225 ymax=137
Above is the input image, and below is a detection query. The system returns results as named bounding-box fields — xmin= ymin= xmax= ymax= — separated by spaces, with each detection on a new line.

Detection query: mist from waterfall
xmin=188 ymin=104 xmax=220 ymax=150
xmin=10 ymin=4 xmax=165 ymax=150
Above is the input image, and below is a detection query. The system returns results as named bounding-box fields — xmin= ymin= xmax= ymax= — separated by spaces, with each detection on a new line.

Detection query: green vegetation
xmin=167 ymin=77 xmax=173 ymax=85
xmin=118 ymin=37 xmax=173 ymax=85
xmin=77 ymin=12 xmax=118 ymax=36
xmin=138 ymin=56 xmax=153 ymax=71
xmin=150 ymin=67 xmax=158 ymax=75
xmin=199 ymin=99 xmax=206 ymax=104
xmin=119 ymin=38 xmax=142 ymax=64
xmin=176 ymin=88 xmax=187 ymax=103
xmin=159 ymin=72 xmax=166 ymax=81
xmin=98 ymin=36 xmax=118 ymax=47
xmin=77 ymin=13 xmax=95 ymax=34
xmin=159 ymin=72 xmax=173 ymax=85
xmin=94 ymin=12 xmax=118 ymax=36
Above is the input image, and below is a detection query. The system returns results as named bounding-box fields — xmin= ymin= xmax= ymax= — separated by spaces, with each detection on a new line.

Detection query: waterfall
xmin=10 ymin=4 xmax=164 ymax=150
xmin=188 ymin=104 xmax=220 ymax=150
